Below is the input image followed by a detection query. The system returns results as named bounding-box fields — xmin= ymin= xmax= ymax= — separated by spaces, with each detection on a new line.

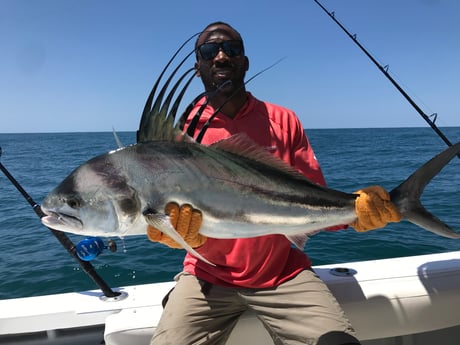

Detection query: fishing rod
xmin=313 ymin=0 xmax=459 ymax=158
xmin=0 ymin=147 xmax=123 ymax=300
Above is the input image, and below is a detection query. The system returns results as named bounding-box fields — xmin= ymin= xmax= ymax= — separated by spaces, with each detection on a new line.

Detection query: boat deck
xmin=1 ymin=251 xmax=459 ymax=345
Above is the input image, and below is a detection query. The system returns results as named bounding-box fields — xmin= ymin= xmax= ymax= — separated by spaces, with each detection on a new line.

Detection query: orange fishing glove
xmin=147 ymin=202 xmax=207 ymax=248
xmin=350 ymin=186 xmax=402 ymax=232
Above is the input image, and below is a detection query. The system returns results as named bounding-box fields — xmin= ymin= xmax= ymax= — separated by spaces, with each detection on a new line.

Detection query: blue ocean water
xmin=0 ymin=128 xmax=459 ymax=300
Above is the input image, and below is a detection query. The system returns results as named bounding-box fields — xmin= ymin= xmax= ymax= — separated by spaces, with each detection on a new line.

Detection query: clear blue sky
xmin=1 ymin=0 xmax=459 ymax=133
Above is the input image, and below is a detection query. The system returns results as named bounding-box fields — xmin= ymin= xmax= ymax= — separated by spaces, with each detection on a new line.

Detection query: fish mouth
xmin=41 ymin=209 xmax=83 ymax=230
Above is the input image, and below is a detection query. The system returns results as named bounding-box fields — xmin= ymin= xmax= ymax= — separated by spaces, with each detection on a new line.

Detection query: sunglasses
xmin=197 ymin=40 xmax=244 ymax=60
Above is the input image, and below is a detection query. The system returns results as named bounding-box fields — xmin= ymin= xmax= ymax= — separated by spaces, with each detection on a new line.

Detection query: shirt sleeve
xmin=290 ymin=114 xmax=347 ymax=232
xmin=289 ymin=115 xmax=326 ymax=186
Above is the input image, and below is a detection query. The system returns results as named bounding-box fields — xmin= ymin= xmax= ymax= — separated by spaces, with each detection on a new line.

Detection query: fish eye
xmin=66 ymin=197 xmax=82 ymax=209
xmin=119 ymin=198 xmax=138 ymax=215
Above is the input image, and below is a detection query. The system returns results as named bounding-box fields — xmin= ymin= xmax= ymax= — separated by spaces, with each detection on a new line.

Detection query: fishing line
xmin=313 ymin=0 xmax=459 ymax=159
xmin=0 ymin=147 xmax=123 ymax=299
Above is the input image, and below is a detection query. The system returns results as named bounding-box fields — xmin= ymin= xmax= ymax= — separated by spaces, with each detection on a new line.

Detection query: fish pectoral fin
xmin=143 ymin=211 xmax=215 ymax=266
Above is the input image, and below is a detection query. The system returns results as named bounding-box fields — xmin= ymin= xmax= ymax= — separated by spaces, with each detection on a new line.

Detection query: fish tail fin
xmin=389 ymin=142 xmax=460 ymax=239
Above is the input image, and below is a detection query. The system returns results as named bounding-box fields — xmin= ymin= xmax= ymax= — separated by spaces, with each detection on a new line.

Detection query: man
xmin=148 ymin=22 xmax=401 ymax=345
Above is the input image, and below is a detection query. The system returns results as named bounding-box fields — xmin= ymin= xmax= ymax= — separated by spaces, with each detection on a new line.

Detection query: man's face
xmin=195 ymin=25 xmax=249 ymax=95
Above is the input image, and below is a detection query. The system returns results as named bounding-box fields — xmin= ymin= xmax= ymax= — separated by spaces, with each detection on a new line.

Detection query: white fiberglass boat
xmin=1 ymin=250 xmax=460 ymax=345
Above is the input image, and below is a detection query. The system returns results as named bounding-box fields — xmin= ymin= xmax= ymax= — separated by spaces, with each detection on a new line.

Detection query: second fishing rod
xmin=313 ymin=0 xmax=459 ymax=159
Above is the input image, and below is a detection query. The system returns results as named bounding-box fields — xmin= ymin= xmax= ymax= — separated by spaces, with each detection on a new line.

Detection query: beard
xmin=201 ymin=60 xmax=247 ymax=96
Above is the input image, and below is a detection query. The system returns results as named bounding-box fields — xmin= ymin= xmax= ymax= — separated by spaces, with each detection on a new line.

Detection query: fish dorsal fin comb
xmin=137 ymin=68 xmax=195 ymax=143
xmin=136 ymin=33 xmax=198 ymax=143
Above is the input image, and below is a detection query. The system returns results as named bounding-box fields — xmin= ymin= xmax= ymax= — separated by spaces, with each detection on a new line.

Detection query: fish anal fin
xmin=287 ymin=233 xmax=311 ymax=250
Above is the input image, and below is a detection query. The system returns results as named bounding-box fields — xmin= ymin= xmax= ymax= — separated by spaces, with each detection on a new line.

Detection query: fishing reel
xmin=75 ymin=237 xmax=117 ymax=261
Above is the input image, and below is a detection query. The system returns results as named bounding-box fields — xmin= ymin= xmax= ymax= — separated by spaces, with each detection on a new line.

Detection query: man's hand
xmin=350 ymin=186 xmax=402 ymax=232
xmin=147 ymin=202 xmax=206 ymax=248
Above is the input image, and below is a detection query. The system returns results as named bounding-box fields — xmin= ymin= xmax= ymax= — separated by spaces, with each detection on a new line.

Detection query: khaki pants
xmin=150 ymin=270 xmax=359 ymax=345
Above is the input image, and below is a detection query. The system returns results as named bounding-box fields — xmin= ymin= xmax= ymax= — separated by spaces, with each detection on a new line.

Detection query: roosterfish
xmin=41 ymin=38 xmax=460 ymax=265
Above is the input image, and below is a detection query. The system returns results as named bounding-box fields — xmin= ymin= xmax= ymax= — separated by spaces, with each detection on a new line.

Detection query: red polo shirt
xmin=182 ymin=93 xmax=334 ymax=288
